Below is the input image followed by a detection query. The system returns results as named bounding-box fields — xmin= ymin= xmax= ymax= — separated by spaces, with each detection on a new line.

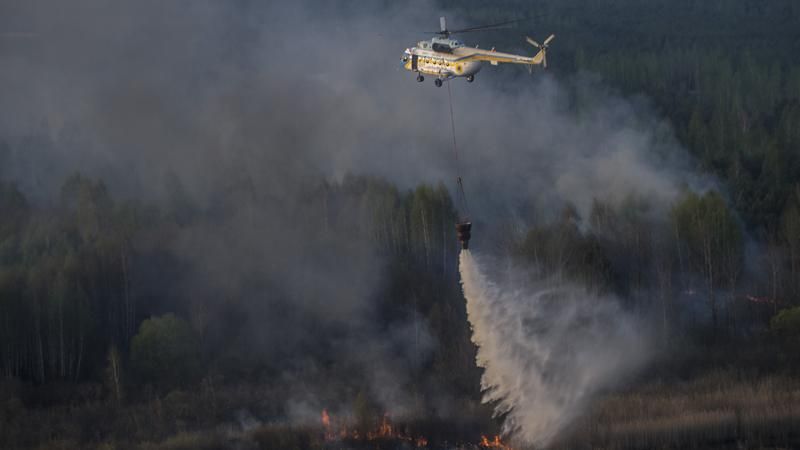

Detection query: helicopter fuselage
xmin=402 ymin=36 xmax=544 ymax=86
xmin=402 ymin=38 xmax=482 ymax=81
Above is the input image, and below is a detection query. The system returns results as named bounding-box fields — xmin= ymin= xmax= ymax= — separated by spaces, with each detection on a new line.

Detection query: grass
xmin=139 ymin=431 xmax=228 ymax=450
xmin=4 ymin=368 xmax=800 ymax=449
xmin=555 ymin=370 xmax=800 ymax=449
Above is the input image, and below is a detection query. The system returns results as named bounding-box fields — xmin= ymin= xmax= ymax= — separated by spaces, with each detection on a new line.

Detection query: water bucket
xmin=455 ymin=221 xmax=472 ymax=250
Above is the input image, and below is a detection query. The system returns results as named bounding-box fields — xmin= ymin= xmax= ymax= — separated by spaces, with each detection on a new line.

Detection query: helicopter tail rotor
xmin=526 ymin=34 xmax=554 ymax=69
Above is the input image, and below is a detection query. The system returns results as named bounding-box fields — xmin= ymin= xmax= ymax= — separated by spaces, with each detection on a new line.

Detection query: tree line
xmin=3 ymin=169 xmax=797 ymax=391
xmin=0 ymin=174 xmax=482 ymax=408
xmin=442 ymin=0 xmax=800 ymax=233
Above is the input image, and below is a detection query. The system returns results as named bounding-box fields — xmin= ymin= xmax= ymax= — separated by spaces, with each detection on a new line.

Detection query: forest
xmin=2 ymin=0 xmax=800 ymax=449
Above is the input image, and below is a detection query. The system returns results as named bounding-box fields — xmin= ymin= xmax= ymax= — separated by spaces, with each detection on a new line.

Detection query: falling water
xmin=459 ymin=250 xmax=649 ymax=447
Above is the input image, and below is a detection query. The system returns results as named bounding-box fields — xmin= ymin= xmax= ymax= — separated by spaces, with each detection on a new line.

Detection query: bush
xmin=770 ymin=306 xmax=800 ymax=338
xmin=140 ymin=431 xmax=226 ymax=450
xmin=250 ymin=424 xmax=323 ymax=450
xmin=130 ymin=314 xmax=201 ymax=388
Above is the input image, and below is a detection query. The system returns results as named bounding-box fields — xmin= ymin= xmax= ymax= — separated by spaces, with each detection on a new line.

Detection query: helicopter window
xmin=431 ymin=42 xmax=453 ymax=53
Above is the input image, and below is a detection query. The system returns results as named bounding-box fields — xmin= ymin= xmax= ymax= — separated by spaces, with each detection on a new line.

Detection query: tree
xmin=105 ymin=345 xmax=124 ymax=404
xmin=517 ymin=208 xmax=614 ymax=291
xmin=671 ymin=191 xmax=743 ymax=334
xmin=0 ymin=182 xmax=28 ymax=241
xmin=353 ymin=389 xmax=377 ymax=437
xmin=60 ymin=173 xmax=113 ymax=242
xmin=130 ymin=314 xmax=200 ymax=388
xmin=780 ymin=189 xmax=800 ymax=301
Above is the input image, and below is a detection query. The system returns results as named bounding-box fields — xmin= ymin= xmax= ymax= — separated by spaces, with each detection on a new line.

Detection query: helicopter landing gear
xmin=434 ymin=78 xmax=443 ymax=87
xmin=416 ymin=74 xmax=424 ymax=82
xmin=466 ymin=75 xmax=475 ymax=83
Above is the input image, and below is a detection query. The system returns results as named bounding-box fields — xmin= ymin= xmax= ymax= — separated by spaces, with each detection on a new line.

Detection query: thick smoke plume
xmin=0 ymin=1 xmax=707 ymax=215
xmin=1 ymin=0 xmax=704 ymax=429
xmin=459 ymin=250 xmax=649 ymax=447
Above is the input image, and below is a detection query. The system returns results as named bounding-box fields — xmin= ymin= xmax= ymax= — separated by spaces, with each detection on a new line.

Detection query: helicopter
xmin=401 ymin=17 xmax=554 ymax=87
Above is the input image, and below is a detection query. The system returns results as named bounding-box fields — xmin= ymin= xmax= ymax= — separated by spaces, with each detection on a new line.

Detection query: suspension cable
xmin=446 ymin=80 xmax=470 ymax=220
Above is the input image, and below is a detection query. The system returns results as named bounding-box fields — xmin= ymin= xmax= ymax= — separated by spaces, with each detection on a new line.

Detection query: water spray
xmin=459 ymin=251 xmax=649 ymax=446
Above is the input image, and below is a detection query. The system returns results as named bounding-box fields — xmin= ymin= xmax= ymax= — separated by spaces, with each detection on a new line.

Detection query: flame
xmin=366 ymin=413 xmax=393 ymax=439
xmin=320 ymin=409 xmax=510 ymax=449
xmin=480 ymin=435 xmax=513 ymax=449
xmin=321 ymin=409 xmax=336 ymax=441
xmin=320 ymin=409 xmax=428 ymax=447
xmin=321 ymin=409 xmax=331 ymax=427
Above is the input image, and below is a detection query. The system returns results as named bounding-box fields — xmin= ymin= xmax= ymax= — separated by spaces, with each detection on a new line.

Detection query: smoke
xmin=0 ymin=0 xmax=705 ymax=429
xmin=459 ymin=250 xmax=649 ymax=447
xmin=0 ymin=1 xmax=708 ymax=215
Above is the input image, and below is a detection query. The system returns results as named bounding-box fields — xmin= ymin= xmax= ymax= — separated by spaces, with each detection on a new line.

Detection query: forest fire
xmin=321 ymin=409 xmax=335 ymax=440
xmin=479 ymin=435 xmax=513 ymax=449
xmin=318 ymin=409 xmax=513 ymax=449
xmin=321 ymin=409 xmax=429 ymax=447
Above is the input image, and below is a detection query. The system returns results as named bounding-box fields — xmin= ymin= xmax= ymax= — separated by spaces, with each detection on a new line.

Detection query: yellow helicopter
xmin=402 ymin=17 xmax=554 ymax=86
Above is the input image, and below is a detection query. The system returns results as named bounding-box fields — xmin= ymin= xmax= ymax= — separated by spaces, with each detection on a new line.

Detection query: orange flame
xmin=320 ymin=409 xmax=429 ymax=447
xmin=367 ymin=413 xmax=393 ymax=439
xmin=321 ymin=409 xmax=331 ymax=428
xmin=320 ymin=408 xmax=509 ymax=449
xmin=480 ymin=435 xmax=514 ymax=449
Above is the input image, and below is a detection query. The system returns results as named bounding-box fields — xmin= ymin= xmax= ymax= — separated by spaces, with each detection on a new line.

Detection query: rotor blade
xmin=526 ymin=36 xmax=541 ymax=48
xmin=421 ymin=14 xmax=547 ymax=36
xmin=448 ymin=14 xmax=548 ymax=34
xmin=447 ymin=18 xmax=527 ymax=34
xmin=544 ymin=34 xmax=555 ymax=45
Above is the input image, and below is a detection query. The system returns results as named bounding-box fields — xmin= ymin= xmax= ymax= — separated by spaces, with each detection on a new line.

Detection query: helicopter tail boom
xmin=531 ymin=47 xmax=546 ymax=68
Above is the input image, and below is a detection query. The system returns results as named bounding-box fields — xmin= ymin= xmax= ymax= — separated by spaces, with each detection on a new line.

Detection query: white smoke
xmin=459 ymin=250 xmax=649 ymax=447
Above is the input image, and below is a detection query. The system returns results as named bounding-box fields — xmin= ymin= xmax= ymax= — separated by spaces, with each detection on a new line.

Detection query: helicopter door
xmin=411 ymin=54 xmax=418 ymax=71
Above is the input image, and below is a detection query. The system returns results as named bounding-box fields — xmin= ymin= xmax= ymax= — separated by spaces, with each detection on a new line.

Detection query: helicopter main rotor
xmin=426 ymin=16 xmax=530 ymax=38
